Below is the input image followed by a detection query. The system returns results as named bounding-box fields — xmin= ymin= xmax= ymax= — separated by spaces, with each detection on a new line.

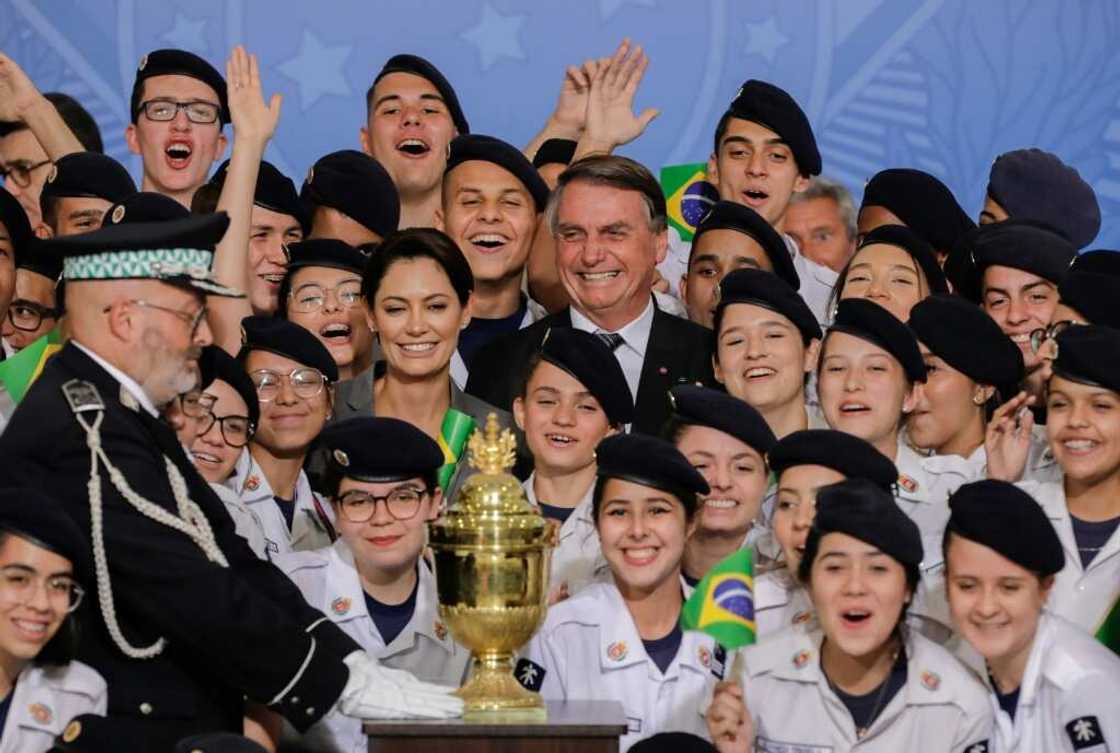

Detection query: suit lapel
xmin=633 ymin=309 xmax=696 ymax=433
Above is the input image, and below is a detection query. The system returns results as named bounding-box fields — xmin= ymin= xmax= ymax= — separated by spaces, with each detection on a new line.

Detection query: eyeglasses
xmin=6 ymin=299 xmax=60 ymax=332
xmin=138 ymin=99 xmax=221 ymax=124
xmin=1029 ymin=320 xmax=1083 ymax=355
xmin=177 ymin=390 xmax=216 ymax=419
xmin=0 ymin=159 xmax=52 ymax=188
xmin=288 ymin=280 xmax=363 ymax=313
xmin=0 ymin=565 xmax=85 ymax=613
xmin=250 ymin=367 xmax=328 ymax=402
xmin=105 ymin=299 xmax=208 ymax=338
xmin=337 ymin=486 xmax=428 ymax=523
xmin=197 ymin=413 xmax=254 ymax=447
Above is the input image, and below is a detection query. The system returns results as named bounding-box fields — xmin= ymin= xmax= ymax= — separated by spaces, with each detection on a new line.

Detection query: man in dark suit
xmin=0 ymin=213 xmax=459 ymax=751
xmin=467 ymin=154 xmax=713 ymax=435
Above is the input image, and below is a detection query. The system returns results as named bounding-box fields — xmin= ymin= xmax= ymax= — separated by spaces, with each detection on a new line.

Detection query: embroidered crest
xmin=138 ymin=53 xmax=148 ymax=71
xmin=47 ymin=164 xmax=57 ymax=183
xmin=921 ymin=670 xmax=941 ymax=690
xmin=434 ymin=621 xmax=447 ymax=640
xmin=697 ymin=645 xmax=711 ymax=669
xmin=792 ymin=649 xmax=811 ymax=668
xmin=111 ymin=204 xmax=126 ymax=224
xmin=330 ymin=596 xmax=351 ymax=615
xmin=792 ymin=610 xmax=812 ymax=625
xmin=607 ymin=641 xmax=628 ymax=662
xmin=245 ymin=474 xmax=261 ymax=492
xmin=710 ymin=644 xmax=727 ymax=680
xmin=514 ymin=657 xmax=545 ymax=692
xmin=29 ymin=703 xmax=52 ymax=724
xmin=62 ymin=720 xmax=82 ymax=742
xmin=62 ymin=380 xmax=104 ymax=414
xmin=1066 ymin=716 xmax=1107 ymax=751
xmin=898 ymin=474 xmax=919 ymax=493
xmin=333 ymin=449 xmax=350 ymax=467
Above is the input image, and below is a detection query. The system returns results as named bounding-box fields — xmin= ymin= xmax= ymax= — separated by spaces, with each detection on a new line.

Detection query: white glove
xmin=337 ymin=651 xmax=464 ymax=720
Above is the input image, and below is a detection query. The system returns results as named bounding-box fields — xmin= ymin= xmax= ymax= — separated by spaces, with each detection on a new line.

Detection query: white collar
xmin=73 ymin=340 xmax=159 ymax=417
xmin=569 ymin=296 xmax=655 ymax=359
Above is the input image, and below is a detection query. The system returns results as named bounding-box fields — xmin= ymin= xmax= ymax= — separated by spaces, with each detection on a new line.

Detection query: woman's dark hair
xmin=797 ymin=525 xmax=921 ymax=604
xmin=591 ymin=476 xmax=698 ymax=522
xmin=360 ymin=228 xmax=473 ymax=307
xmin=0 ymin=532 xmax=80 ymax=666
xmin=516 ymin=352 xmax=547 ymax=400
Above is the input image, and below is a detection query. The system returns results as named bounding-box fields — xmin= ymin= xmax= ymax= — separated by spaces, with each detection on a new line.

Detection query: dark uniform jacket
xmin=0 ymin=344 xmax=360 ymax=751
xmin=465 ymin=303 xmax=715 ymax=435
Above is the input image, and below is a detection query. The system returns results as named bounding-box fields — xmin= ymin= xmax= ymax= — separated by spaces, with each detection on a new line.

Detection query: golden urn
xmin=429 ymin=414 xmax=553 ymax=716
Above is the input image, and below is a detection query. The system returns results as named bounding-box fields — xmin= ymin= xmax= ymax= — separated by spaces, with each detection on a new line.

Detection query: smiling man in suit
xmin=467 ymin=154 xmax=713 ymax=435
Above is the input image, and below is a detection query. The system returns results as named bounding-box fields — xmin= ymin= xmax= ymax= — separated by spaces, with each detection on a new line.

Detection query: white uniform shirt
xmin=754 ymin=568 xmax=815 ymax=639
xmin=0 ymin=662 xmax=106 ymax=753
xmin=276 ymin=540 xmax=470 ymax=753
xmin=209 ymin=478 xmax=270 ymax=560
xmin=985 ymin=612 xmax=1120 ymax=753
xmin=224 ymin=450 xmax=334 ymax=558
xmin=523 ymin=473 xmax=609 ymax=596
xmin=519 ymin=581 xmax=717 ymax=752
xmin=1017 ymin=480 xmax=1120 ymax=633
xmin=733 ymin=627 xmax=992 ymax=753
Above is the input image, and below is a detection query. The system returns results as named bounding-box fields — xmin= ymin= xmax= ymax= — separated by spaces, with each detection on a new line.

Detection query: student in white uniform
xmin=277 ymin=417 xmax=470 ymax=753
xmin=943 ymin=480 xmax=1120 ymax=752
xmin=664 ymin=384 xmax=775 ymax=587
xmin=707 ymin=479 xmax=992 ymax=753
xmin=995 ymin=326 xmax=1120 ymax=635
xmin=0 ymin=491 xmax=106 ymax=753
xmin=517 ymin=433 xmax=717 ymax=752
xmin=760 ymin=430 xmax=898 ymax=638
xmin=712 ymin=268 xmax=825 ymax=442
xmin=512 ymin=328 xmax=633 ymax=599
xmin=233 ymin=316 xmax=337 ymax=558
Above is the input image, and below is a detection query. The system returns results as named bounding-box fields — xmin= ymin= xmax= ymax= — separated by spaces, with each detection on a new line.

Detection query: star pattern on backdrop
xmin=277 ymin=30 xmax=352 ymax=111
xmin=160 ymin=12 xmax=208 ymax=54
xmin=461 ymin=3 xmax=526 ymax=71
xmin=743 ymin=16 xmax=789 ymax=64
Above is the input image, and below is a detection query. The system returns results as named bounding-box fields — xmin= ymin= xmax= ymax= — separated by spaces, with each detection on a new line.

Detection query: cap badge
xmin=62 ymin=719 xmax=82 ymax=742
xmin=46 ymin=164 xmax=57 ymax=183
xmin=111 ymin=204 xmax=126 ymax=224
xmin=898 ymin=474 xmax=919 ymax=493
xmin=921 ymin=670 xmax=940 ymax=690
xmin=331 ymin=596 xmax=351 ymax=615
xmin=792 ymin=649 xmax=811 ymax=668
xmin=697 ymin=645 xmax=712 ymax=669
xmin=434 ymin=621 xmax=448 ymax=640
xmin=333 ymin=449 xmax=350 ymax=467
xmin=138 ymin=53 xmax=148 ymax=71
xmin=306 ymin=166 xmax=314 ymax=184
xmin=245 ymin=474 xmax=260 ymax=492
xmin=607 ymin=641 xmax=628 ymax=662
xmin=29 ymin=703 xmax=53 ymax=724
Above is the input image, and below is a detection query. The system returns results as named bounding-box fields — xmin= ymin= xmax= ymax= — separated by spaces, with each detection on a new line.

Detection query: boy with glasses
xmin=2 ymin=237 xmax=61 ymax=356
xmin=277 ymin=415 xmax=470 ymax=753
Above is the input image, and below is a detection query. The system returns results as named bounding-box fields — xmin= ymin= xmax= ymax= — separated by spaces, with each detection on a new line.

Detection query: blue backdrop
xmin=3 ymin=0 xmax=1117 ymax=247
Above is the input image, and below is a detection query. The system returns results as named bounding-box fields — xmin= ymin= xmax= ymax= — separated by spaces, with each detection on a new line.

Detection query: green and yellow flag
xmin=680 ymin=548 xmax=756 ymax=649
xmin=660 ymin=162 xmax=719 ymax=242
xmin=1096 ymin=591 xmax=1120 ymax=657
xmin=0 ymin=329 xmax=63 ymax=404
xmin=436 ymin=408 xmax=476 ymax=491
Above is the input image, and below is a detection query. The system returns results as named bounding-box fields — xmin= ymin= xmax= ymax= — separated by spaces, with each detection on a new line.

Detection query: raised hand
xmin=582 ymin=39 xmax=660 ymax=152
xmin=225 ymin=46 xmax=282 ymax=148
xmin=0 ymin=52 xmax=46 ymax=123
xmin=706 ymin=679 xmax=753 ymax=753
xmin=549 ymin=64 xmax=593 ymax=137
xmin=985 ymin=391 xmax=1036 ymax=482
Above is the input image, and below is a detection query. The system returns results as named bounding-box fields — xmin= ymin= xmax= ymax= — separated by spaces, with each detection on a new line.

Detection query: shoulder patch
xmin=710 ymin=644 xmax=727 ymax=680
xmin=515 ymin=657 xmax=545 ymax=692
xmin=62 ymin=379 xmax=104 ymax=414
xmin=1067 ymin=716 xmax=1107 ymax=751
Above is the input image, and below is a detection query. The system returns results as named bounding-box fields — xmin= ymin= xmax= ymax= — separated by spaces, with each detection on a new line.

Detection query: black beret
xmin=321 ymin=416 xmax=444 ymax=484
xmin=725 ymin=80 xmax=820 ymax=176
xmin=1052 ymin=324 xmax=1120 ymax=394
xmin=375 ymin=54 xmax=469 ymax=135
xmin=0 ymin=488 xmax=90 ymax=583
xmin=532 ymin=138 xmax=578 ymax=169
xmin=693 ymin=201 xmax=799 ymax=289
xmin=948 ymin=220 xmax=1077 ymax=303
xmin=855 ymin=224 xmax=948 ymax=294
xmin=130 ymin=49 xmax=229 ymax=124
xmin=198 ymin=345 xmax=260 ymax=429
xmin=947 ymin=480 xmax=1064 ymax=575
xmin=812 ymin=478 xmax=923 ymax=568
xmin=828 ymin=298 xmax=926 ymax=383
xmin=1057 ymin=250 xmax=1120 ymax=328
xmin=596 ymin=433 xmax=710 ymax=500
xmin=57 ymin=212 xmax=242 ymax=298
xmin=908 ymin=294 xmax=1024 ymax=388
xmin=669 ymin=384 xmax=776 ymax=454
xmin=39 ymin=152 xmax=136 ymax=211
xmin=48 ymin=714 xmax=121 ymax=753
xmin=538 ymin=328 xmax=633 ymax=426
xmin=173 ymin=733 xmax=269 ymax=753
xmin=238 ymin=315 xmax=339 ymax=382
xmin=768 ymin=429 xmax=898 ymax=493
xmin=210 ymin=159 xmax=307 ymax=231
xmin=987 ymin=149 xmax=1100 ymax=249
xmin=0 ymin=188 xmax=33 ymax=264
xmin=285 ymin=238 xmax=369 ymax=276
xmin=629 ymin=733 xmax=719 ymax=753
xmin=860 ymin=169 xmax=976 ymax=253
xmin=15 ymin=238 xmax=64 ymax=282
xmin=716 ymin=268 xmax=821 ymax=343
xmin=447 ymin=134 xmax=551 ymax=211
xmin=102 ymin=191 xmax=190 ymax=226
xmin=300 ymin=150 xmax=400 ymax=239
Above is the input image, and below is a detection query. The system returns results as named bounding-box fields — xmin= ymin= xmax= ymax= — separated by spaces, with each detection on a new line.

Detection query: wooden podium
xmin=364 ymin=700 xmax=627 ymax=753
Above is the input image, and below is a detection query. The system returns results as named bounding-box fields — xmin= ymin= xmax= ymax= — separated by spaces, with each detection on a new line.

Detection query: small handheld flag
xmin=660 ymin=163 xmax=719 ymax=243
xmin=0 ymin=329 xmax=63 ymax=404
xmin=436 ymin=408 xmax=476 ymax=491
xmin=680 ymin=548 xmax=756 ymax=650
xmin=1096 ymin=590 xmax=1120 ymax=657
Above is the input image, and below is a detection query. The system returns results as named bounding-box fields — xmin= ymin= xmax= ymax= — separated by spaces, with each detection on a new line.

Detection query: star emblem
xmin=743 ymin=16 xmax=789 ymax=64
xmin=160 ymin=12 xmax=209 ymax=55
xmin=277 ymin=31 xmax=353 ymax=111
xmin=460 ymin=4 xmax=526 ymax=71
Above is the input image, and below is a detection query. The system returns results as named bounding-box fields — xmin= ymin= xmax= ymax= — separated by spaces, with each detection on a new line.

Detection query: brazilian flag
xmin=680 ymin=548 xmax=756 ymax=649
xmin=436 ymin=408 xmax=476 ymax=492
xmin=1096 ymin=592 xmax=1120 ymax=657
xmin=660 ymin=163 xmax=719 ymax=242
xmin=0 ymin=329 xmax=63 ymax=404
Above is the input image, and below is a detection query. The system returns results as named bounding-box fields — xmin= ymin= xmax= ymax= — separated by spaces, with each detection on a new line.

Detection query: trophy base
xmin=456 ymin=654 xmax=547 ymax=720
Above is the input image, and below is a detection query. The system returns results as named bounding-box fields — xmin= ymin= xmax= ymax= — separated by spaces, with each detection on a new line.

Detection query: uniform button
xmin=291 ymin=696 xmax=299 ymax=704
xmin=139 ymin=702 xmax=153 ymax=715
xmin=306 ymin=707 xmax=315 ymax=716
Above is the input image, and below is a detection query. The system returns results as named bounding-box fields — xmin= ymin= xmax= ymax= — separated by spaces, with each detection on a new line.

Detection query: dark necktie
xmin=597 ymin=332 xmax=625 ymax=351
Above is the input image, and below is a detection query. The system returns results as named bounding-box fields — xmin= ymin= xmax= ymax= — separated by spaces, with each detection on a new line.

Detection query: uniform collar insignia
xmin=29 ymin=703 xmax=53 ymax=724
xmin=331 ymin=596 xmax=351 ymax=616
xmin=607 ymin=640 xmax=628 ymax=662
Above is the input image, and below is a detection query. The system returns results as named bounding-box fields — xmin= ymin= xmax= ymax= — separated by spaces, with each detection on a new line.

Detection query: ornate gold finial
xmin=467 ymin=413 xmax=517 ymax=475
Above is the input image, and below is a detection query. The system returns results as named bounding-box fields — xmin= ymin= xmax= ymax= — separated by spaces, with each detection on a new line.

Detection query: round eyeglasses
xmin=197 ymin=413 xmax=254 ymax=448
xmin=0 ymin=566 xmax=85 ymax=613
xmin=336 ymin=486 xmax=428 ymax=523
xmin=250 ymin=367 xmax=328 ymax=402
xmin=288 ymin=280 xmax=363 ymax=314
